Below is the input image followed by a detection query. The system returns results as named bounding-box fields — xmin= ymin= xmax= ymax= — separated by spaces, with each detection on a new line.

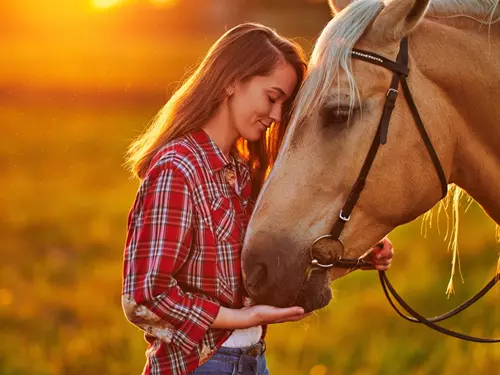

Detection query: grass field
xmin=2 ymin=18 xmax=499 ymax=374
xmin=2 ymin=94 xmax=499 ymax=375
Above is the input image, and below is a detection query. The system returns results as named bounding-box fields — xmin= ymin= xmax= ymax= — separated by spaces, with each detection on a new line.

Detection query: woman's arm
xmin=211 ymin=305 xmax=307 ymax=329
xmin=123 ymin=166 xmax=220 ymax=354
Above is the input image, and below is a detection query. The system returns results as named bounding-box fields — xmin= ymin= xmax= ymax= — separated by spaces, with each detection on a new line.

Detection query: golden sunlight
xmin=92 ymin=0 xmax=125 ymax=10
xmin=149 ymin=0 xmax=180 ymax=7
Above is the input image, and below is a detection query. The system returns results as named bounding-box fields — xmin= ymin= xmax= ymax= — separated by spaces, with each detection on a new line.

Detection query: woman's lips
xmin=258 ymin=120 xmax=270 ymax=129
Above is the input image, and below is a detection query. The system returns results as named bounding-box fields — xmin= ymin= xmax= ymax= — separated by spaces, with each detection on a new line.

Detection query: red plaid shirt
xmin=122 ymin=130 xmax=262 ymax=375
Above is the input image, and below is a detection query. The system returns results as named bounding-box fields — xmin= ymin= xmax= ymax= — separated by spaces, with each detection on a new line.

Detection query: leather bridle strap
xmin=380 ymin=271 xmax=500 ymax=343
xmin=349 ymin=48 xmax=409 ymax=76
xmin=331 ymin=37 xmax=448 ymax=247
xmin=312 ymin=37 xmax=499 ymax=343
xmin=400 ymin=75 xmax=448 ymax=197
xmin=330 ymin=41 xmax=409 ymax=240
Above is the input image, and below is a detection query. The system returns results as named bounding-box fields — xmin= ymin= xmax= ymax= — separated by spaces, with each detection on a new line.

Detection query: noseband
xmin=309 ymin=38 xmax=499 ymax=343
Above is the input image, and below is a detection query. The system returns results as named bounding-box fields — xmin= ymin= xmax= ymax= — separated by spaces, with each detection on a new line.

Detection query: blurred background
xmin=1 ymin=0 xmax=499 ymax=374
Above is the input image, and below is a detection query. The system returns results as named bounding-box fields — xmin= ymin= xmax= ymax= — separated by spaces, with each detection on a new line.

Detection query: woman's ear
xmin=225 ymin=84 xmax=235 ymax=97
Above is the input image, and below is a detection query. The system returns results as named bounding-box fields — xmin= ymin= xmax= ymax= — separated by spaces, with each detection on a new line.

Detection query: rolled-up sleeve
xmin=122 ymin=164 xmax=220 ymax=354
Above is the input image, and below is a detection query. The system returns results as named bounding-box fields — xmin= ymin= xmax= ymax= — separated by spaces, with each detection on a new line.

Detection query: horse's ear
xmin=328 ymin=0 xmax=352 ymax=14
xmin=368 ymin=0 xmax=431 ymax=45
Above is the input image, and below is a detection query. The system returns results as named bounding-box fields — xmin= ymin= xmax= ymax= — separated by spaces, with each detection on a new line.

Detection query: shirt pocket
xmin=209 ymin=196 xmax=242 ymax=244
xmin=204 ymin=195 xmax=242 ymax=305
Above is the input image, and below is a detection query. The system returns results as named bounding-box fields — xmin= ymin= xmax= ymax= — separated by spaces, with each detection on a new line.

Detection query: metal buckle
xmin=339 ymin=210 xmax=351 ymax=222
xmin=386 ymin=88 xmax=398 ymax=96
xmin=311 ymin=258 xmax=336 ymax=268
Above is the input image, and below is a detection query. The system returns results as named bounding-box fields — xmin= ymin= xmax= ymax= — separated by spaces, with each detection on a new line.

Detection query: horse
xmin=241 ymin=0 xmax=500 ymax=314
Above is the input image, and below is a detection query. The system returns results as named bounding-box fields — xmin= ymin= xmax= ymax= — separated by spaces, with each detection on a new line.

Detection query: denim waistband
xmin=217 ymin=339 xmax=266 ymax=359
xmin=192 ymin=340 xmax=268 ymax=375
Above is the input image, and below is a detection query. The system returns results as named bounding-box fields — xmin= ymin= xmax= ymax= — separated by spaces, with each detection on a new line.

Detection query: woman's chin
xmin=239 ymin=127 xmax=267 ymax=142
xmin=253 ymin=132 xmax=266 ymax=142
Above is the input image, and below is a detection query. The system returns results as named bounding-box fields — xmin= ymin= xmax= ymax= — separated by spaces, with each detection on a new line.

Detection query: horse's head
xmin=242 ymin=0 xmax=456 ymax=312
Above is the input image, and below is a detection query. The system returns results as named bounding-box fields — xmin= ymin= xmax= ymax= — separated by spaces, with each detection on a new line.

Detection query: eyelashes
xmin=330 ymin=108 xmax=351 ymax=125
xmin=321 ymin=105 xmax=357 ymax=127
xmin=267 ymin=95 xmax=277 ymax=104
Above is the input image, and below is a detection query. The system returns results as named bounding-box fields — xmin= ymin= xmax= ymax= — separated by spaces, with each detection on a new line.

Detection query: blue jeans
xmin=190 ymin=340 xmax=269 ymax=375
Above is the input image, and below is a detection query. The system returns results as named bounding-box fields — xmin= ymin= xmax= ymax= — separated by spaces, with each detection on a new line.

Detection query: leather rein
xmin=309 ymin=37 xmax=500 ymax=343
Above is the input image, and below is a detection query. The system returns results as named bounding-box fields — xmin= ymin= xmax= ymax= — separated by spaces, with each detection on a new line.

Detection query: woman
xmin=123 ymin=23 xmax=394 ymax=375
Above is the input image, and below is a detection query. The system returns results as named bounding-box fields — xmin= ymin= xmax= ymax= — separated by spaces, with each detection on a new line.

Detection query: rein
xmin=310 ymin=37 xmax=500 ymax=343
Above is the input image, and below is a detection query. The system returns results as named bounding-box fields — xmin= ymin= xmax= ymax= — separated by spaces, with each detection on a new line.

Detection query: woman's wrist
xmin=211 ymin=304 xmax=308 ymax=329
xmin=211 ymin=306 xmax=249 ymax=329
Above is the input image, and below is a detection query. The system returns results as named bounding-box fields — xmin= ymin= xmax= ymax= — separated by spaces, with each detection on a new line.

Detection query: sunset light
xmin=5 ymin=0 xmax=499 ymax=374
xmin=150 ymin=0 xmax=180 ymax=6
xmin=92 ymin=0 xmax=180 ymax=10
xmin=92 ymin=0 xmax=125 ymax=10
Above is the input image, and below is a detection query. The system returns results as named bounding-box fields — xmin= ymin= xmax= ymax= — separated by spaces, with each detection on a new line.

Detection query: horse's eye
xmin=321 ymin=106 xmax=352 ymax=126
xmin=331 ymin=109 xmax=350 ymax=124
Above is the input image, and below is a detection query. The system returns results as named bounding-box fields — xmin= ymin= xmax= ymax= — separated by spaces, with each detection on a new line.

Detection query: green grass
xmin=2 ymin=100 xmax=498 ymax=375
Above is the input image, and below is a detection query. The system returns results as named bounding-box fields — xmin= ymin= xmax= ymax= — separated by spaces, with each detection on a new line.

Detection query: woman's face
xmin=228 ymin=61 xmax=298 ymax=142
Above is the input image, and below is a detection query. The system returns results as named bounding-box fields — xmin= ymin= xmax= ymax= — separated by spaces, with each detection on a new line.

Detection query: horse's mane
xmin=290 ymin=0 xmax=500 ymax=294
xmin=292 ymin=0 xmax=499 ymax=126
xmin=430 ymin=0 xmax=500 ymax=20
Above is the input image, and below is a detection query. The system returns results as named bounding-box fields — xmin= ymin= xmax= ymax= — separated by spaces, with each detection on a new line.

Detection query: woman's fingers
xmin=374 ymin=258 xmax=392 ymax=271
xmin=272 ymin=311 xmax=312 ymax=323
xmin=247 ymin=305 xmax=305 ymax=325
xmin=372 ymin=237 xmax=394 ymax=271
xmin=246 ymin=305 xmax=312 ymax=324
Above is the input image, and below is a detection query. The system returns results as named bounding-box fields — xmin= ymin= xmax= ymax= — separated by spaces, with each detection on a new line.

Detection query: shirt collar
xmin=189 ymin=129 xmax=234 ymax=174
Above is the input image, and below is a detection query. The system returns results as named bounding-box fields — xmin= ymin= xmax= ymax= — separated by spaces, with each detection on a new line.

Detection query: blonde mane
xmin=292 ymin=0 xmax=500 ymax=125
xmin=290 ymin=0 xmax=500 ymax=294
xmin=429 ymin=0 xmax=500 ymax=22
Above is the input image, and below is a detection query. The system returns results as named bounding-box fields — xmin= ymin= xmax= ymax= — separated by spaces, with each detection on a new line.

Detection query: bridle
xmin=309 ymin=37 xmax=500 ymax=343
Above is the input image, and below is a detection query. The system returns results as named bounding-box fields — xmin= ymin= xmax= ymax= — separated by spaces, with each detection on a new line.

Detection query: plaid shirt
xmin=122 ymin=130 xmax=262 ymax=375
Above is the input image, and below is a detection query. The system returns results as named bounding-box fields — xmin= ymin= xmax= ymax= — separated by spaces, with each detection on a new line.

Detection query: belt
xmin=219 ymin=339 xmax=266 ymax=358
xmin=244 ymin=339 xmax=266 ymax=357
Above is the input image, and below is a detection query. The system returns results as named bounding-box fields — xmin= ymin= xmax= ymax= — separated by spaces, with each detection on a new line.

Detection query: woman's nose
xmin=268 ymin=105 xmax=282 ymax=123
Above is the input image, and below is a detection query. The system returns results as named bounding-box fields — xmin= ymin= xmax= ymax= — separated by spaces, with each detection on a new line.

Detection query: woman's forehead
xmin=263 ymin=62 xmax=298 ymax=98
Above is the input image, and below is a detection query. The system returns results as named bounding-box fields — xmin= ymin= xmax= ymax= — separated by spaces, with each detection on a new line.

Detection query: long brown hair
xmin=126 ymin=23 xmax=306 ymax=199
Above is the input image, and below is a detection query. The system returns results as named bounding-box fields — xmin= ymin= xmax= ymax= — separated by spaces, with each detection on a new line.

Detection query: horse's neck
xmin=413 ymin=17 xmax=500 ymax=223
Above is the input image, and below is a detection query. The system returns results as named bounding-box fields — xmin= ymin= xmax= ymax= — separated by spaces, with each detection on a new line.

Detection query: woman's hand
xmin=212 ymin=305 xmax=310 ymax=329
xmin=213 ymin=238 xmax=395 ymax=331
xmin=241 ymin=305 xmax=311 ymax=325
xmin=371 ymin=236 xmax=394 ymax=271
